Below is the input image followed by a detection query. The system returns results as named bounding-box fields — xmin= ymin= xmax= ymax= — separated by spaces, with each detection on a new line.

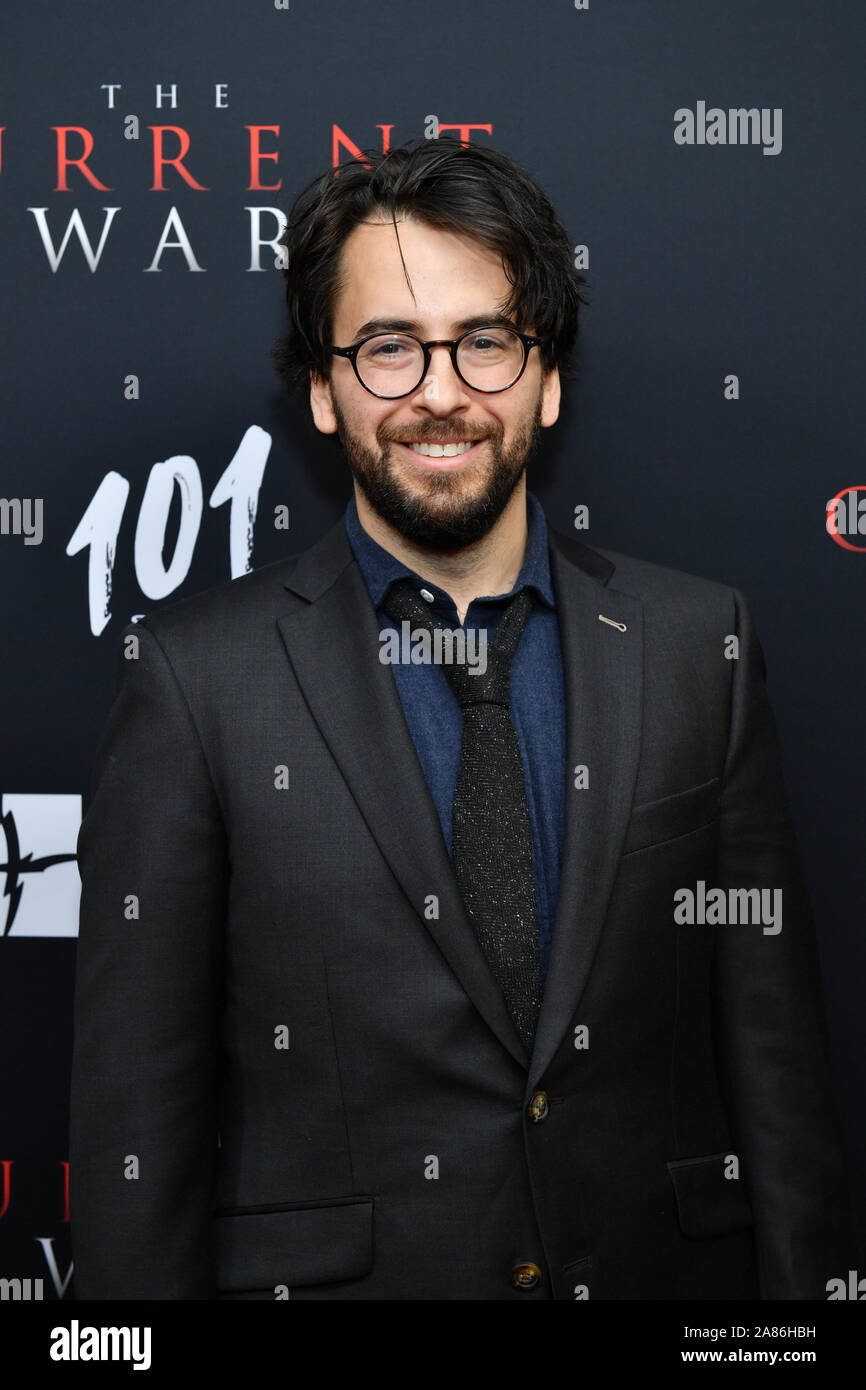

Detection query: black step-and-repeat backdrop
xmin=1 ymin=0 xmax=864 ymax=1300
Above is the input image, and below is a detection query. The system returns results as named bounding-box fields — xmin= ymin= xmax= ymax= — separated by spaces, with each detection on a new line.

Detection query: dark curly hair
xmin=269 ymin=137 xmax=589 ymax=411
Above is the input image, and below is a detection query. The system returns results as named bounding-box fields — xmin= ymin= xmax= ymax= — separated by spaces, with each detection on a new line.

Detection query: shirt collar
xmin=343 ymin=488 xmax=556 ymax=614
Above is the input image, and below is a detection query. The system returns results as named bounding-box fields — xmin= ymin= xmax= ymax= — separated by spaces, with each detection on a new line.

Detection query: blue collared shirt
xmin=344 ymin=489 xmax=566 ymax=992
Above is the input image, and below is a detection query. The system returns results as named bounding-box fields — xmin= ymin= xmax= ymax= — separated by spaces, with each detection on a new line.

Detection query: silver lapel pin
xmin=598 ymin=614 xmax=627 ymax=632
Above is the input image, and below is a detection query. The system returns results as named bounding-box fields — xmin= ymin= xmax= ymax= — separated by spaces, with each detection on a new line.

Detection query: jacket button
xmin=527 ymin=1090 xmax=549 ymax=1122
xmin=511 ymin=1261 xmax=543 ymax=1290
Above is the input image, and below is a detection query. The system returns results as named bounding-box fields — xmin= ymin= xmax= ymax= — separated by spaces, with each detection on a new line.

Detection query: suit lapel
xmin=275 ymin=514 xmax=644 ymax=1080
xmin=527 ymin=528 xmax=644 ymax=1089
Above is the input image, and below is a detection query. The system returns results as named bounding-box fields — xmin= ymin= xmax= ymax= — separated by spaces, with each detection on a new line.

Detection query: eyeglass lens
xmin=355 ymin=328 xmax=525 ymax=396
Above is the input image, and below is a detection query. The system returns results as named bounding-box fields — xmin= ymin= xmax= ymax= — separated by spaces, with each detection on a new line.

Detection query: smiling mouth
xmin=396 ymin=439 xmax=483 ymax=458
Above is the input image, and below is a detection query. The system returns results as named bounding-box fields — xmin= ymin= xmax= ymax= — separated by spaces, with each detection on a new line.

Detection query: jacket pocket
xmin=622 ymin=777 xmax=720 ymax=856
xmin=666 ymin=1151 xmax=753 ymax=1239
xmin=214 ymin=1194 xmax=374 ymax=1293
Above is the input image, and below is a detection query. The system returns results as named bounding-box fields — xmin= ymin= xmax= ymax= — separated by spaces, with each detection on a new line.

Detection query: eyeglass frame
xmin=326 ymin=325 xmax=544 ymax=399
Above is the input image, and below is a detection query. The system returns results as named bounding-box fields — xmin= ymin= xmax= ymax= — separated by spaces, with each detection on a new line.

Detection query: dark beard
xmin=330 ymin=387 xmax=544 ymax=552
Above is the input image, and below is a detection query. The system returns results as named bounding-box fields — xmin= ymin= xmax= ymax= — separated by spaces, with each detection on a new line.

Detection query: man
xmin=70 ymin=139 xmax=853 ymax=1300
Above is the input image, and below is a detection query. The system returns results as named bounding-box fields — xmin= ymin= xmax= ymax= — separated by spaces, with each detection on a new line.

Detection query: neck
xmin=354 ymin=479 xmax=529 ymax=625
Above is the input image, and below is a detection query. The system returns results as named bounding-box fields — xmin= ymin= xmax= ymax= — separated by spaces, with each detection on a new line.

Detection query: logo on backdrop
xmin=0 ymin=795 xmax=81 ymax=937
xmin=826 ymin=487 xmax=866 ymax=552
xmin=7 ymin=108 xmax=495 ymax=274
xmin=67 ymin=423 xmax=272 ymax=636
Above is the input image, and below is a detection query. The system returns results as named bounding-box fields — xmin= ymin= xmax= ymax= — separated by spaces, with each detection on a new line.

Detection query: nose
xmin=411 ymin=344 xmax=472 ymax=411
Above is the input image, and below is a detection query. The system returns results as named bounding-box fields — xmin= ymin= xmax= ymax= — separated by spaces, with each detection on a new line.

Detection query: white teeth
xmin=405 ymin=440 xmax=477 ymax=458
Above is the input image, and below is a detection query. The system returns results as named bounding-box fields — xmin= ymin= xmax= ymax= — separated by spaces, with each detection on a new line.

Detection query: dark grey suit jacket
xmin=69 ymin=514 xmax=854 ymax=1299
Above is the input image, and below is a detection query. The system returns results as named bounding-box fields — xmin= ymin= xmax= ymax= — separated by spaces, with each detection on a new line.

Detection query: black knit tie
xmin=381 ymin=579 xmax=541 ymax=1054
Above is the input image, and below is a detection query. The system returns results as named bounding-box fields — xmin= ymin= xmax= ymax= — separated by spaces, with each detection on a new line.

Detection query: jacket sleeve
xmin=69 ymin=619 xmax=227 ymax=1299
xmin=712 ymin=588 xmax=855 ymax=1298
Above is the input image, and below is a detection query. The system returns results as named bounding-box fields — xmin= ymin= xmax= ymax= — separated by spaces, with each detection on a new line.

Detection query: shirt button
xmin=527 ymin=1090 xmax=549 ymax=1123
xmin=419 ymin=588 xmax=435 ymax=603
xmin=511 ymin=1261 xmax=543 ymax=1290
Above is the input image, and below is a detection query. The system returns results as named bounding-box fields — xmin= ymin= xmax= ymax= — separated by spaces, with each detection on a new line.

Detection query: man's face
xmin=309 ymin=213 xmax=560 ymax=550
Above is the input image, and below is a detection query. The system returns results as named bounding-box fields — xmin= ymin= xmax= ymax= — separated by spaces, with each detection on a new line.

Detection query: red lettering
xmin=435 ymin=123 xmax=493 ymax=146
xmin=332 ymin=124 xmax=394 ymax=173
xmin=60 ymin=1160 xmax=70 ymax=1223
xmin=0 ymin=1160 xmax=12 ymax=1219
xmin=148 ymin=126 xmax=210 ymax=191
xmin=246 ymin=125 xmax=281 ymax=191
xmin=52 ymin=127 xmax=112 ymax=192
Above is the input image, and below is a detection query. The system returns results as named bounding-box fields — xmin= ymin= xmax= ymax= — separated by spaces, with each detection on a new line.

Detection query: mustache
xmin=380 ymin=424 xmax=499 ymax=444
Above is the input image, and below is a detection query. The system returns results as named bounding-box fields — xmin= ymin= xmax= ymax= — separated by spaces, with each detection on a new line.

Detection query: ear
xmin=540 ymin=364 xmax=561 ymax=427
xmin=310 ymin=369 xmax=338 ymax=434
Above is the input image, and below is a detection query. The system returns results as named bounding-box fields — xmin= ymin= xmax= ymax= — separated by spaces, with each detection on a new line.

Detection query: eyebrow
xmin=350 ymin=313 xmax=519 ymax=341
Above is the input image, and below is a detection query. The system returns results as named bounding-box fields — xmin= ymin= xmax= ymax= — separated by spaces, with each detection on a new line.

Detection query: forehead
xmin=332 ymin=215 xmax=513 ymax=337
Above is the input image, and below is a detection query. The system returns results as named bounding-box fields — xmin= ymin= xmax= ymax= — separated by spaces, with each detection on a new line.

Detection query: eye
xmin=361 ymin=337 xmax=418 ymax=364
xmin=460 ymin=331 xmax=515 ymax=361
